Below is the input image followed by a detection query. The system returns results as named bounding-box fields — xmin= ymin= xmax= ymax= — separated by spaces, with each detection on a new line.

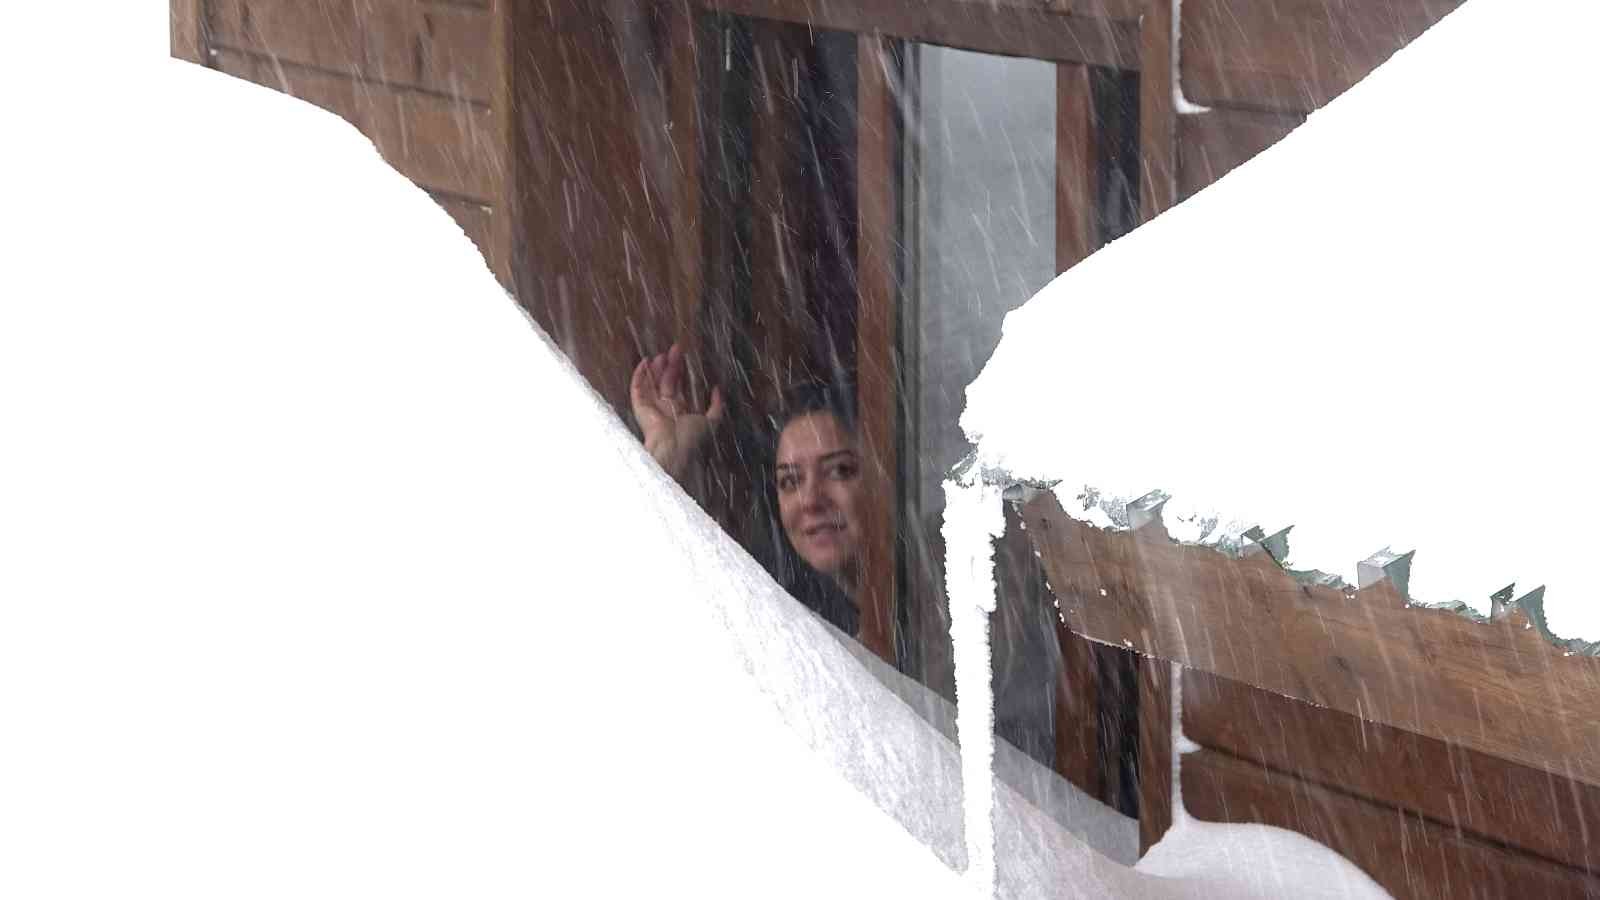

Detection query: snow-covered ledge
xmin=946 ymin=0 xmax=1599 ymax=892
xmin=958 ymin=0 xmax=1598 ymax=644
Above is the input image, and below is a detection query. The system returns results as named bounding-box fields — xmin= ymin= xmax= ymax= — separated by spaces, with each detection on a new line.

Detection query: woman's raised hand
xmin=629 ymin=343 xmax=725 ymax=482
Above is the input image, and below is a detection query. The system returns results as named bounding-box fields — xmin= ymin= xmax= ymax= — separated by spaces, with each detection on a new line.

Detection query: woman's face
xmin=775 ymin=411 xmax=864 ymax=586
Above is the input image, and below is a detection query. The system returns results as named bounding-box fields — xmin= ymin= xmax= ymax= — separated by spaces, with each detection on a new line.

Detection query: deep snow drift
xmin=962 ymin=0 xmax=1600 ymax=644
xmin=0 ymin=34 xmax=1402 ymax=898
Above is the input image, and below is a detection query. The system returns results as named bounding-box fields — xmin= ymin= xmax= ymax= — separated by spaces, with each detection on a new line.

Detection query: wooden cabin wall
xmin=1165 ymin=0 xmax=1467 ymax=203
xmin=1027 ymin=497 xmax=1600 ymax=897
xmin=1180 ymin=668 xmax=1600 ymax=899
xmin=170 ymin=0 xmax=506 ymax=282
xmin=500 ymin=1 xmax=693 ymax=415
xmin=170 ymin=1 xmax=700 ymax=420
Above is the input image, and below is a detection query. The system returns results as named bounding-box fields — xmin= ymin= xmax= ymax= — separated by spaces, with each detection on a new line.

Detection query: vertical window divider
xmin=854 ymin=31 xmax=903 ymax=665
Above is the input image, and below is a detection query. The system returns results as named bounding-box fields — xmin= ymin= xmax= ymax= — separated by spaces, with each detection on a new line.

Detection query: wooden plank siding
xmin=1184 ymin=669 xmax=1600 ymax=877
xmin=171 ymin=0 xmax=208 ymax=64
xmin=1137 ymin=655 xmax=1175 ymax=853
xmin=1166 ymin=2 xmax=1459 ymax=205
xmin=1176 ymin=106 xmax=1304 ymax=201
xmin=1138 ymin=0 xmax=1177 ymax=220
xmin=1179 ymin=0 xmax=1469 ymax=114
xmin=1184 ymin=748 xmax=1600 ymax=899
xmin=1023 ymin=495 xmax=1600 ymax=790
xmin=1024 ymin=498 xmax=1600 ymax=894
xmin=212 ymin=49 xmax=497 ymax=202
xmin=207 ymin=0 xmax=494 ymax=103
xmin=177 ymin=1 xmax=504 ymax=280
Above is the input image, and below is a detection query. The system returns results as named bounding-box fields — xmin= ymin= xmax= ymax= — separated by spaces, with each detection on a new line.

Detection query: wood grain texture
xmin=1138 ymin=0 xmax=1176 ymax=221
xmin=1177 ymin=106 xmax=1303 ymax=200
xmin=213 ymin=48 xmax=497 ymax=202
xmin=1054 ymin=625 xmax=1101 ymax=793
xmin=499 ymin=0 xmax=678 ymax=415
xmin=484 ymin=0 xmax=511 ymax=288
xmin=1055 ymin=622 xmax=1143 ymax=813
xmin=746 ymin=21 xmax=815 ymax=413
xmin=1184 ymin=668 xmax=1600 ymax=876
xmin=208 ymin=0 xmax=493 ymax=102
xmin=854 ymin=32 xmax=899 ymax=665
xmin=1183 ymin=749 xmax=1600 ymax=899
xmin=1138 ymin=654 xmax=1174 ymax=852
xmin=665 ymin=0 xmax=704 ymax=363
xmin=1055 ymin=63 xmax=1097 ymax=271
xmin=703 ymin=0 xmax=1138 ymax=70
xmin=1022 ymin=494 xmax=1600 ymax=789
xmin=1179 ymin=0 xmax=1468 ymax=113
xmin=171 ymin=0 xmax=208 ymax=64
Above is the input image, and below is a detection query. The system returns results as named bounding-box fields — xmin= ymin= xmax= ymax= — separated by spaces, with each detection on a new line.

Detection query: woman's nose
xmin=799 ymin=478 xmax=828 ymax=509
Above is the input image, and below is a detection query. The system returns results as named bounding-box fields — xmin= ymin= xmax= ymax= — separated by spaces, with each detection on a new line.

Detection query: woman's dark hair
xmin=764 ymin=376 xmax=861 ymax=635
xmin=770 ymin=377 xmax=858 ymax=443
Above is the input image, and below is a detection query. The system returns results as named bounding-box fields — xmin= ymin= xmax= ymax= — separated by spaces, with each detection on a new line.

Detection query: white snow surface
xmin=1137 ymin=817 xmax=1388 ymax=900
xmin=962 ymin=0 xmax=1600 ymax=641
xmin=3 ymin=57 xmax=967 ymax=900
xmin=0 ymin=11 xmax=1391 ymax=898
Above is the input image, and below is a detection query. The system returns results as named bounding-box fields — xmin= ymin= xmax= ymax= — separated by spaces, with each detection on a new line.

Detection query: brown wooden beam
xmin=1176 ymin=105 xmax=1303 ymax=201
xmin=486 ymin=0 xmax=513 ymax=289
xmin=1179 ymin=0 xmax=1468 ymax=114
xmin=1022 ymin=494 xmax=1600 ymax=790
xmin=746 ymin=20 xmax=813 ymax=411
xmin=1137 ymin=0 xmax=1177 ymax=221
xmin=1055 ymin=62 xmax=1098 ymax=272
xmin=1184 ymin=668 xmax=1600 ymax=876
xmin=1137 ymin=655 xmax=1174 ymax=852
xmin=212 ymin=48 xmax=497 ymax=202
xmin=701 ymin=0 xmax=1138 ymax=70
xmin=207 ymin=0 xmax=494 ymax=103
xmin=1051 ymin=60 xmax=1131 ymax=809
xmin=170 ymin=0 xmax=207 ymax=64
xmin=498 ymin=0 xmax=679 ymax=416
xmin=854 ymin=32 xmax=899 ymax=665
xmin=1184 ymin=747 xmax=1600 ymax=899
xmin=664 ymin=0 xmax=705 ymax=365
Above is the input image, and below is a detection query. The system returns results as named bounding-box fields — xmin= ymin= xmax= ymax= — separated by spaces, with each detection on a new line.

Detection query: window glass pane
xmin=903 ymin=46 xmax=1059 ymax=765
xmin=911 ymin=47 xmax=1056 ymax=524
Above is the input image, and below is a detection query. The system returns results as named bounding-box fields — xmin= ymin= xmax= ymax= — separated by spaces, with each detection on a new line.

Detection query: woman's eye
xmin=828 ymin=461 xmax=859 ymax=481
xmin=777 ymin=475 xmax=797 ymax=493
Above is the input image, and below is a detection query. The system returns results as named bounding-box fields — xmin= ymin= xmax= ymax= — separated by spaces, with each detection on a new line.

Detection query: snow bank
xmin=0 ymin=13 xmax=1393 ymax=899
xmin=1 ymin=56 xmax=967 ymax=898
xmin=962 ymin=0 xmax=1600 ymax=642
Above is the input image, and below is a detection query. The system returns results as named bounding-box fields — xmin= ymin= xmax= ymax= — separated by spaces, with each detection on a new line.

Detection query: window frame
xmin=680 ymin=0 xmax=1160 ymax=662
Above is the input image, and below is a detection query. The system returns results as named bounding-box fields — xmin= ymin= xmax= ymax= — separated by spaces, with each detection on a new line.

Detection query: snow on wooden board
xmin=961 ymin=0 xmax=1600 ymax=645
xmin=1024 ymin=499 xmax=1600 ymax=788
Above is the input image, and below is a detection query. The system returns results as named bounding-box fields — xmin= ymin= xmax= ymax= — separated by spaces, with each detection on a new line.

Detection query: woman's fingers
xmin=630 ymin=356 xmax=651 ymax=399
xmin=661 ymin=343 xmax=684 ymax=399
xmin=637 ymin=344 xmax=726 ymax=430
xmin=705 ymin=385 xmax=725 ymax=425
xmin=632 ymin=354 xmax=668 ymax=420
xmin=650 ymin=351 xmax=672 ymax=398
